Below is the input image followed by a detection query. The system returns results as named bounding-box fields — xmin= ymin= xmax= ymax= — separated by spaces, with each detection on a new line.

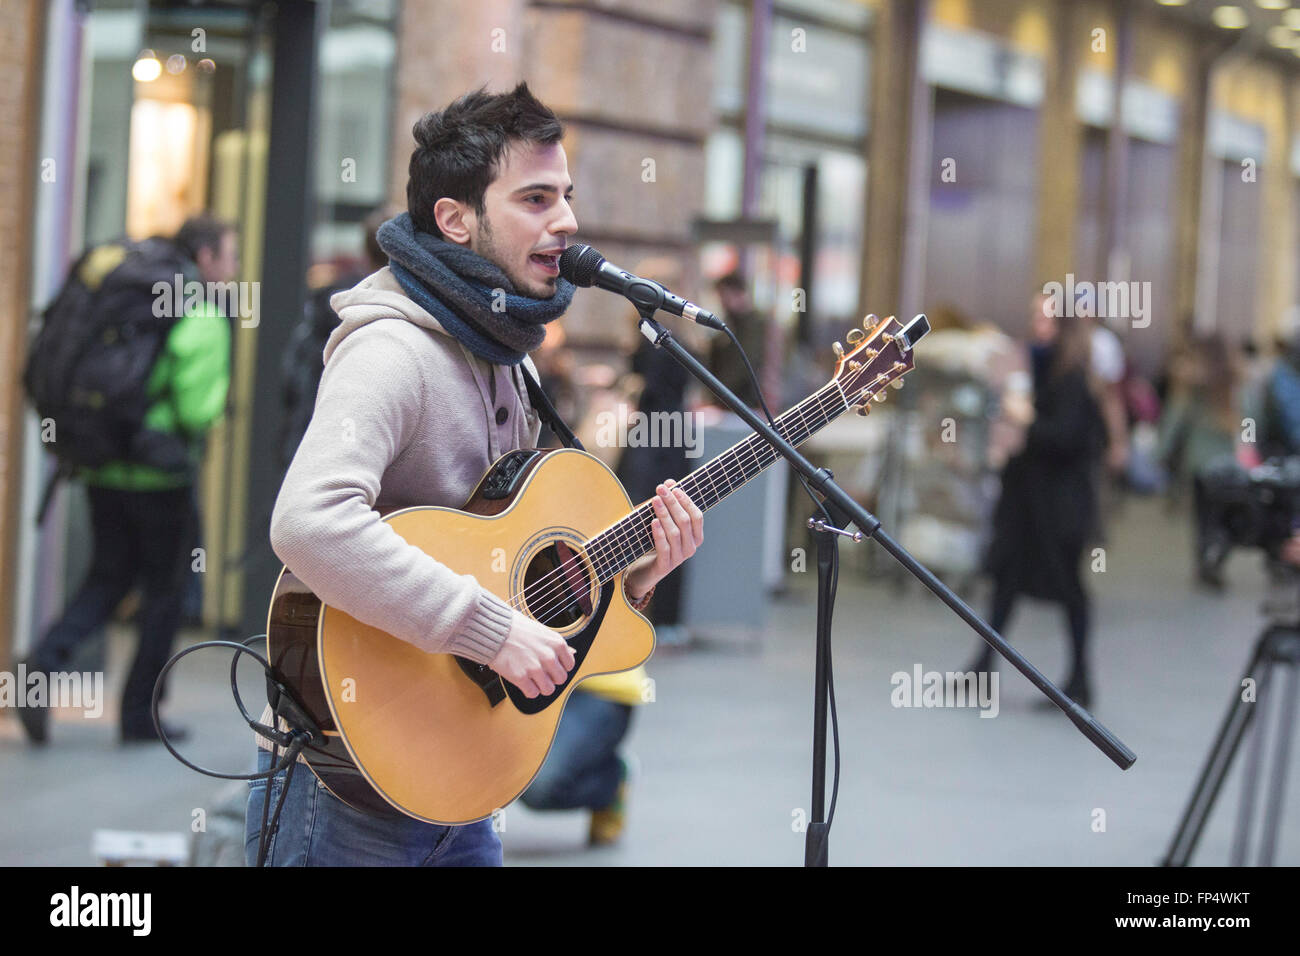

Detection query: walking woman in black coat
xmin=969 ymin=296 xmax=1108 ymax=707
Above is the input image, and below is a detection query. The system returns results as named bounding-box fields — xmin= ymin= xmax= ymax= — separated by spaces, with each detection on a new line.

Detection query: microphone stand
xmin=632 ymin=304 xmax=1137 ymax=867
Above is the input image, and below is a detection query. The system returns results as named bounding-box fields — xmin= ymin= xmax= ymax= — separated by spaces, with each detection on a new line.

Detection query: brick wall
xmin=391 ymin=0 xmax=717 ymax=353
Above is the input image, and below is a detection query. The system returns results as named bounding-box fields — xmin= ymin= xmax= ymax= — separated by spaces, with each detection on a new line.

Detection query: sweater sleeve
xmin=268 ymin=324 xmax=516 ymax=664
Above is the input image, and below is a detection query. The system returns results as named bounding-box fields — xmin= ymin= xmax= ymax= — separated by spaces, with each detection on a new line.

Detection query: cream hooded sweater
xmin=269 ymin=265 xmax=543 ymax=668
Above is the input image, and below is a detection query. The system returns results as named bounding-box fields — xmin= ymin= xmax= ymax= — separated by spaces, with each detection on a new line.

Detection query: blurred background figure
xmin=884 ymin=303 xmax=1031 ymax=595
xmin=20 ymin=215 xmax=235 ymax=745
xmin=967 ymin=293 xmax=1106 ymax=708
xmin=1251 ymin=314 xmax=1300 ymax=462
xmin=1156 ymin=333 xmax=1243 ymax=589
xmin=1158 ymin=333 xmax=1242 ymax=497
xmin=615 ymin=257 xmax=696 ymax=646
xmin=705 ymin=271 xmax=768 ymax=410
xmin=279 ymin=205 xmax=398 ymax=470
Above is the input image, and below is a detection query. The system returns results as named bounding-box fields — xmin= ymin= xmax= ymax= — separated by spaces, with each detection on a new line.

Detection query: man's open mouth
xmin=530 ymin=252 xmax=561 ymax=275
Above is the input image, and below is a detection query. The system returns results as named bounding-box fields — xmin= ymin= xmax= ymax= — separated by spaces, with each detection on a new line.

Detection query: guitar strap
xmin=520 ymin=364 xmax=585 ymax=452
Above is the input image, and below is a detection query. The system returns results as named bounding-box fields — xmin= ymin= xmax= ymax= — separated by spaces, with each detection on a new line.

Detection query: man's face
xmin=462 ymin=141 xmax=577 ymax=298
xmin=198 ymin=230 xmax=239 ymax=284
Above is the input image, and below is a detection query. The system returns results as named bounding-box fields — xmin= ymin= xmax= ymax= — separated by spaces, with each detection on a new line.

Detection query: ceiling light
xmin=1211 ymin=5 xmax=1250 ymax=28
xmin=132 ymin=50 xmax=161 ymax=82
xmin=1269 ymin=24 xmax=1299 ymax=46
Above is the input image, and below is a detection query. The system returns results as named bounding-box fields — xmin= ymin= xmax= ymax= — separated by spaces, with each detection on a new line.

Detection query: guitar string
xmin=509 ymin=376 xmax=863 ymax=621
xmin=503 ymin=383 xmax=839 ymax=620
xmin=512 ymin=374 xmax=871 ymax=622
xmin=512 ymin=357 xmax=890 ymax=621
xmin=508 ymin=375 xmax=867 ymax=621
xmin=508 ymin=381 xmax=846 ymax=619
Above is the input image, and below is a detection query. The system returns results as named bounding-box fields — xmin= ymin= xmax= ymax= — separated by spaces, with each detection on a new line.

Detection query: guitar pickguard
xmin=503 ymin=578 xmax=615 ymax=715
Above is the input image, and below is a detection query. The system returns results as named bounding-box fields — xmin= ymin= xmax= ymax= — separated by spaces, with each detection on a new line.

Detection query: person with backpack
xmin=19 ymin=214 xmax=236 ymax=745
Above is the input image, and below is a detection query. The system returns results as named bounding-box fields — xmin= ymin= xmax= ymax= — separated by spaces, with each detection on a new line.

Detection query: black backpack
xmin=23 ymin=237 xmax=198 ymax=523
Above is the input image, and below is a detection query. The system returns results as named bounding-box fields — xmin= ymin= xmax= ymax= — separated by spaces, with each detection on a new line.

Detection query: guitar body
xmin=265 ymin=447 xmax=653 ymax=825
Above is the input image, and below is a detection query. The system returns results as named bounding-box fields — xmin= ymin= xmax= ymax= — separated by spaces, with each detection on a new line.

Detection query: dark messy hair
xmin=174 ymin=214 xmax=234 ymax=262
xmin=407 ymin=82 xmax=565 ymax=238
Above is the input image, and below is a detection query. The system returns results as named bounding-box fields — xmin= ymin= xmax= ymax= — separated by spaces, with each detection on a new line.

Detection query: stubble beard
xmin=473 ymin=212 xmax=555 ymax=300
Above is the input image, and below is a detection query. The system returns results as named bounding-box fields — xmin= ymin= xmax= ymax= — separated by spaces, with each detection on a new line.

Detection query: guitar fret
xmin=584 ymin=382 xmax=851 ymax=582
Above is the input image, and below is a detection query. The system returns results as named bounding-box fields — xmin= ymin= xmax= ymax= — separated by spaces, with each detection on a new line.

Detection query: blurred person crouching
xmin=519 ymin=257 xmax=695 ymax=845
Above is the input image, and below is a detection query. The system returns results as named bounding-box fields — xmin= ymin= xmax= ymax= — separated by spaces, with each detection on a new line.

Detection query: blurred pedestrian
xmin=20 ymin=214 xmax=236 ymax=745
xmin=280 ymin=205 xmax=397 ymax=469
xmin=967 ymin=293 xmax=1107 ymax=708
xmin=1252 ymin=315 xmax=1300 ymax=460
xmin=616 ymin=257 xmax=694 ymax=645
xmin=705 ymin=271 xmax=767 ymax=409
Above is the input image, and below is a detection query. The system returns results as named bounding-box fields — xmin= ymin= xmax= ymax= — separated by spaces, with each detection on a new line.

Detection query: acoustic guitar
xmin=265 ymin=312 xmax=929 ymax=824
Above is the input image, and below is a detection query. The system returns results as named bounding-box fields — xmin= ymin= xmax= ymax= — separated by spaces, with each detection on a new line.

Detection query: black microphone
xmin=559 ymin=243 xmax=726 ymax=331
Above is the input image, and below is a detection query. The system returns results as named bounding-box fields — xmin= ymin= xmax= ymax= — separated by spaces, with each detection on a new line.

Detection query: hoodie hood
xmin=323 ymin=265 xmax=451 ymax=366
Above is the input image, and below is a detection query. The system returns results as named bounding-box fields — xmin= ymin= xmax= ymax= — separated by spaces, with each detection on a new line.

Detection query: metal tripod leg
xmin=1255 ymin=632 xmax=1300 ymax=865
xmin=1163 ymin=626 xmax=1300 ymax=866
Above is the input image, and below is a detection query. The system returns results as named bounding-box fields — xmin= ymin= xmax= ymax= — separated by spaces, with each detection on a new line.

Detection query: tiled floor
xmin=3 ymin=495 xmax=1297 ymax=866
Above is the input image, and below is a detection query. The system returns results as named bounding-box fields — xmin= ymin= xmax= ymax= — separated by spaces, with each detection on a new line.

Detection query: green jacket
xmin=78 ymin=302 xmax=231 ymax=490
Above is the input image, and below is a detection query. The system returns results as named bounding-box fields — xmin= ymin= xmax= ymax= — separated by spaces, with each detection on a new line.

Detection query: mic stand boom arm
xmin=634 ymin=306 xmax=1137 ymax=779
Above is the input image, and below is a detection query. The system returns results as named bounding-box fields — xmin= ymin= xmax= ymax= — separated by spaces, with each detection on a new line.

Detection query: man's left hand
xmin=624 ymin=479 xmax=703 ymax=601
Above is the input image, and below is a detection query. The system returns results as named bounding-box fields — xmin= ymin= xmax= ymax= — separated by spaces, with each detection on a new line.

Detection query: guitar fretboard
xmin=584 ymin=381 xmax=851 ymax=582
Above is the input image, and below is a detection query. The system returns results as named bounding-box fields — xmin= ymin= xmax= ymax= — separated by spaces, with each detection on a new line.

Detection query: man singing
xmin=245 ymin=83 xmax=703 ymax=866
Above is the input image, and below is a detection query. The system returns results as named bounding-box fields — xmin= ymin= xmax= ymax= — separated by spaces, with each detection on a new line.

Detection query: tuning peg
xmin=846 ymin=328 xmax=865 ymax=345
xmin=854 ymin=404 xmax=870 ymax=416
xmin=873 ymin=392 xmax=888 ymax=403
xmin=890 ymin=378 xmax=905 ymax=390
xmin=863 ymin=313 xmax=879 ymax=329
xmin=832 ymin=341 xmax=844 ymax=359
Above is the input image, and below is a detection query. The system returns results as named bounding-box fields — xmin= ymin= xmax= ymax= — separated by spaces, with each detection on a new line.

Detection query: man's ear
xmin=433 ymin=198 xmax=473 ymax=246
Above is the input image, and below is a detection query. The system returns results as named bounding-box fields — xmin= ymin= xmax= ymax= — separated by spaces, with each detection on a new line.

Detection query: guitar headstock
xmin=830 ymin=313 xmax=930 ymax=415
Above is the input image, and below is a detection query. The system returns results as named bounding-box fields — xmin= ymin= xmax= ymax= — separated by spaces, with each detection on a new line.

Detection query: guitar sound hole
xmin=522 ymin=541 xmax=594 ymax=628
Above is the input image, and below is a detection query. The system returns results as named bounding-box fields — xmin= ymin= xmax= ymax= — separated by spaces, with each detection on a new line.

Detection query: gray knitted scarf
xmin=376 ymin=212 xmax=574 ymax=365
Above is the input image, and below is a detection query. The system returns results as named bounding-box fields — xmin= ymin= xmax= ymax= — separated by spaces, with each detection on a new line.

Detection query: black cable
xmin=255 ymin=734 xmax=307 ymax=868
xmin=149 ymin=633 xmax=318 ymax=866
xmin=826 ymin=539 xmax=841 ymax=830
xmin=149 ymin=635 xmax=311 ymax=779
xmin=720 ymin=321 xmax=841 ymax=841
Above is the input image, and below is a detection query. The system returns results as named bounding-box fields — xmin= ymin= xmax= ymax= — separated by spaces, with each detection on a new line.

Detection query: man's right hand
xmin=488 ymin=613 xmax=576 ymax=698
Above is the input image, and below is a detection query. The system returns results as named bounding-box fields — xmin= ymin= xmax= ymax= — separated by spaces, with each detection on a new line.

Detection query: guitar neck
xmin=586 ymin=380 xmax=851 ymax=582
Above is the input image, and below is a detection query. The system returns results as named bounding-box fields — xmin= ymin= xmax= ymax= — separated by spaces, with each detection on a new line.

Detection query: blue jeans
xmin=243 ymin=747 xmax=502 ymax=866
xmin=519 ymin=692 xmax=633 ymax=812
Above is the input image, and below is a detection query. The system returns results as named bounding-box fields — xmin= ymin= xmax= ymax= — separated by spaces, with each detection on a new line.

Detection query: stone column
xmin=1032 ymin=0 xmax=1084 ymax=289
xmin=859 ymin=0 xmax=926 ymax=319
xmin=0 ymin=0 xmax=46 ymax=668
xmin=1170 ymin=38 xmax=1221 ymax=350
xmin=1256 ymin=73 xmax=1298 ymax=348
